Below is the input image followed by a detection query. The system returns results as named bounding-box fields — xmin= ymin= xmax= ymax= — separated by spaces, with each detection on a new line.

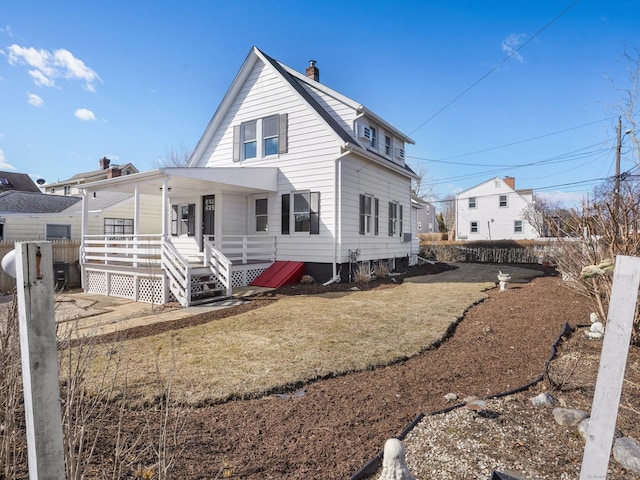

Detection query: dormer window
xmin=0 ymin=178 xmax=11 ymax=187
xmin=63 ymin=185 xmax=71 ymax=195
xmin=385 ymin=135 xmax=392 ymax=157
xmin=370 ymin=126 xmax=377 ymax=149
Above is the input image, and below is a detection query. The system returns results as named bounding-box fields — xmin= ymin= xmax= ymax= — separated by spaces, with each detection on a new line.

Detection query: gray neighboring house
xmin=0 ymin=171 xmax=42 ymax=193
xmin=0 ymin=190 xmax=145 ymax=241
xmin=413 ymin=195 xmax=438 ymax=234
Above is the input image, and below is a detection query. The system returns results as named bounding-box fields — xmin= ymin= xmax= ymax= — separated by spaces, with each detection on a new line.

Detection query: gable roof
xmin=0 ymin=171 xmax=41 ymax=193
xmin=0 ymin=191 xmax=81 ymax=213
xmin=46 ymin=162 xmax=139 ymax=189
xmin=189 ymin=46 xmax=416 ymax=178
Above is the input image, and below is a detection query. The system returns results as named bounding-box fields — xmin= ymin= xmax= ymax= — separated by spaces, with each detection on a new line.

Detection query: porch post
xmin=81 ymin=191 xmax=89 ymax=289
xmin=133 ymin=185 xmax=140 ymax=268
xmin=133 ymin=185 xmax=140 ymax=235
xmin=161 ymin=177 xmax=168 ymax=240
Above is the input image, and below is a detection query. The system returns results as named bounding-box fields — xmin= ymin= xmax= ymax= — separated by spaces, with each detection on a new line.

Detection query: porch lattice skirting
xmin=85 ymin=268 xmax=166 ymax=305
xmin=84 ymin=264 xmax=269 ymax=305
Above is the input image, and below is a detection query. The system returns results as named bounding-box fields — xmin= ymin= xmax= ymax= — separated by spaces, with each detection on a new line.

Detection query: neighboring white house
xmin=455 ymin=176 xmax=538 ymax=240
xmin=78 ymin=46 xmax=419 ymax=306
xmin=413 ymin=195 xmax=438 ymax=234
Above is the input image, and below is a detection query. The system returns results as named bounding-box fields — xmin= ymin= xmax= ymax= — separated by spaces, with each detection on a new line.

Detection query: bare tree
xmin=153 ymin=145 xmax=193 ymax=168
xmin=410 ymin=163 xmax=436 ymax=200
xmin=438 ymin=193 xmax=456 ymax=235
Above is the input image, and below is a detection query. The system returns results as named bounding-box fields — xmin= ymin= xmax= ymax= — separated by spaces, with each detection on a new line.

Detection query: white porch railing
xmin=203 ymin=240 xmax=232 ymax=297
xmin=205 ymin=235 xmax=276 ymax=264
xmin=161 ymin=241 xmax=191 ymax=306
xmin=81 ymin=234 xmax=163 ymax=267
xmin=81 ymin=234 xmax=276 ymax=306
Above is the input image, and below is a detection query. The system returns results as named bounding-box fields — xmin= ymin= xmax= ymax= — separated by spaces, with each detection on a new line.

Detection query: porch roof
xmin=78 ymin=167 xmax=279 ymax=196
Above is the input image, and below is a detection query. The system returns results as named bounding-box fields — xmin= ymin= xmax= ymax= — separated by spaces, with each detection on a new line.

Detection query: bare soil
xmin=14 ymin=262 xmax=640 ymax=479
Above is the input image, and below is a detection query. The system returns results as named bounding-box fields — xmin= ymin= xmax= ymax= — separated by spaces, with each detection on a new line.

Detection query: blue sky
xmin=1 ymin=0 xmax=639 ymax=207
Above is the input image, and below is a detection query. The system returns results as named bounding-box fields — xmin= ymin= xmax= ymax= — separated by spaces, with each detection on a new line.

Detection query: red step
xmin=250 ymin=261 xmax=305 ymax=288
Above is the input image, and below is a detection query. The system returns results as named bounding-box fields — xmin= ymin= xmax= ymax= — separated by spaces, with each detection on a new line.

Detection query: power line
xmin=409 ymin=0 xmax=581 ymax=135
xmin=409 ymin=117 xmax=609 ymax=163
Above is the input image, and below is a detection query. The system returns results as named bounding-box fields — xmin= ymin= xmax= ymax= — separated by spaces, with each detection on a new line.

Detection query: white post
xmin=579 ymin=255 xmax=640 ymax=480
xmin=15 ymin=242 xmax=66 ymax=479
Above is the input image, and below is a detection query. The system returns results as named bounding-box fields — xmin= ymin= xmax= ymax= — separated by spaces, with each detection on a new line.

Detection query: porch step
xmin=250 ymin=261 xmax=305 ymax=288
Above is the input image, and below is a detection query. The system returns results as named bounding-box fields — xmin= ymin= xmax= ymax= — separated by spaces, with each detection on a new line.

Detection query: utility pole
xmin=614 ymin=115 xmax=622 ymax=221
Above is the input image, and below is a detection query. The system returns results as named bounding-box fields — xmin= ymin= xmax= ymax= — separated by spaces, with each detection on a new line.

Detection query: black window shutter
xmin=310 ymin=191 xmax=320 ymax=235
xmin=281 ymin=194 xmax=290 ymax=235
xmin=399 ymin=205 xmax=403 ymax=236
xmin=278 ymin=113 xmax=288 ymax=154
xmin=374 ymin=198 xmax=379 ymax=235
xmin=232 ymin=125 xmax=240 ymax=162
xmin=388 ymin=202 xmax=393 ymax=236
xmin=359 ymin=194 xmax=365 ymax=234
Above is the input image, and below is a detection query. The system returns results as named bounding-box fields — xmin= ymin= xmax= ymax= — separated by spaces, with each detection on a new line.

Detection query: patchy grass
xmin=75 ymin=265 xmax=540 ymax=406
xmin=83 ymin=284 xmax=492 ymax=406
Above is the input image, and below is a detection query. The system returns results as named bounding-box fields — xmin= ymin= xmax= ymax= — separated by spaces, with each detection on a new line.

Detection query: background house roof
xmin=0 ymin=191 xmax=81 ymax=213
xmin=0 ymin=171 xmax=41 ymax=193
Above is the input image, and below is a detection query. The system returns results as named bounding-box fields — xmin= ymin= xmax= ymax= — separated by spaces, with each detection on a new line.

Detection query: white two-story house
xmin=455 ymin=176 xmax=538 ymax=241
xmin=78 ymin=47 xmax=418 ymax=306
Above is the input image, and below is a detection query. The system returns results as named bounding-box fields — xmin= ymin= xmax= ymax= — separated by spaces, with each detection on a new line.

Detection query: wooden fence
xmin=0 ymin=241 xmax=81 ymax=293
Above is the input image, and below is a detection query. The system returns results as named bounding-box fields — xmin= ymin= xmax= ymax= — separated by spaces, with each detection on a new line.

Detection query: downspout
xmin=324 ymin=146 xmax=353 ymax=286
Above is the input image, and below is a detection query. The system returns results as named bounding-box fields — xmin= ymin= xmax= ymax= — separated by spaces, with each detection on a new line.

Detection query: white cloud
xmin=0 ymin=25 xmax=13 ymax=38
xmin=7 ymin=44 xmax=102 ymax=91
xmin=501 ymin=33 xmax=527 ymax=63
xmin=27 ymin=93 xmax=43 ymax=107
xmin=75 ymin=108 xmax=96 ymax=121
xmin=0 ymin=149 xmax=16 ymax=171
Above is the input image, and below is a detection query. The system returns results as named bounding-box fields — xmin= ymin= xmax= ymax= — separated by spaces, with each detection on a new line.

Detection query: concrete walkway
xmin=54 ymin=286 xmax=271 ymax=339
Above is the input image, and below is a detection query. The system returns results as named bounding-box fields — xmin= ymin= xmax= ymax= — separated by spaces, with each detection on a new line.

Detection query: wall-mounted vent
xmin=394 ymin=147 xmax=405 ymax=160
xmin=359 ymin=126 xmax=372 ymax=141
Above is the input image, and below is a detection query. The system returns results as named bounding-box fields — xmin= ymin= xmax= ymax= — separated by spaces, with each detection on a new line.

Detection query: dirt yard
xmin=89 ymin=263 xmax=638 ymax=479
xmin=11 ymin=262 xmax=640 ymax=479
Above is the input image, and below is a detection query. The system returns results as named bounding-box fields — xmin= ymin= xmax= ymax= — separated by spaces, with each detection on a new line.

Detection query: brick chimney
xmin=305 ymin=59 xmax=319 ymax=82
xmin=99 ymin=157 xmax=111 ymax=170
xmin=107 ymin=167 xmax=121 ymax=179
xmin=504 ymin=176 xmax=515 ymax=189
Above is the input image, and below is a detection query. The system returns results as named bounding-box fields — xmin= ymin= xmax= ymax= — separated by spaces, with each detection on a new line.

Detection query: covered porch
xmin=79 ymin=167 xmax=279 ymax=306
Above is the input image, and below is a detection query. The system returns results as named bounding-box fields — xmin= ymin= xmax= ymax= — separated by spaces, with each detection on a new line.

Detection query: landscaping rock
xmin=552 ymin=407 xmax=589 ymax=426
xmin=530 ymin=392 xmax=555 ymax=407
xmin=613 ymin=437 xmax=640 ymax=474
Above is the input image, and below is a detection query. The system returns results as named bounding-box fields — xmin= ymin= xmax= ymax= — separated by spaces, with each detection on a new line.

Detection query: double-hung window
xmin=242 ymin=120 xmax=257 ymax=160
xmin=470 ymin=221 xmax=478 ymax=233
xmin=385 ymin=135 xmax=392 ymax=157
xmin=468 ymin=197 xmax=476 ymax=208
xmin=499 ymin=194 xmax=508 ymax=207
xmin=370 ymin=126 xmax=377 ymax=149
xmin=359 ymin=194 xmax=379 ymax=235
xmin=263 ymin=115 xmax=279 ymax=156
xmin=281 ymin=191 xmax=320 ymax=235
xmin=255 ymin=198 xmax=268 ymax=232
xmin=514 ymin=220 xmax=523 ymax=233
xmin=389 ymin=201 xmax=403 ymax=236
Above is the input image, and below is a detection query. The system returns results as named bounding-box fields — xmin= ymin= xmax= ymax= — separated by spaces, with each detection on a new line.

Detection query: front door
xmin=203 ymin=195 xmax=215 ymax=242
